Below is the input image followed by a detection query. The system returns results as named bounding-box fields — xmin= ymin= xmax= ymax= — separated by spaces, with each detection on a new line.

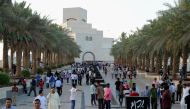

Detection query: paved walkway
xmin=100 ymin=68 xmax=182 ymax=109
xmin=138 ymin=72 xmax=181 ymax=109
xmin=0 ymin=80 xmax=83 ymax=109
xmin=0 ymin=66 xmax=183 ymax=109
xmin=0 ymin=66 xmax=83 ymax=109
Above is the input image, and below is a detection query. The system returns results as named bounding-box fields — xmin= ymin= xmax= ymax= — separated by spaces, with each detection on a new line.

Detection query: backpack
xmin=49 ymin=76 xmax=55 ymax=83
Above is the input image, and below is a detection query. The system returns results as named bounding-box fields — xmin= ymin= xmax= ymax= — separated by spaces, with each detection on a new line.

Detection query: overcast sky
xmin=0 ymin=0 xmax=177 ymax=61
xmin=13 ymin=0 xmax=175 ymax=39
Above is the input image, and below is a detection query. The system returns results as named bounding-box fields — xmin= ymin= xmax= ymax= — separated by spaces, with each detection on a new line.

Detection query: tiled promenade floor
xmin=100 ymin=68 xmax=182 ymax=109
xmin=0 ymin=80 xmax=83 ymax=109
xmin=0 ymin=66 xmax=184 ymax=109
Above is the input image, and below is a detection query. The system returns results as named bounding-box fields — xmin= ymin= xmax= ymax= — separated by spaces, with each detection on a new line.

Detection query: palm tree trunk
xmin=134 ymin=57 xmax=137 ymax=68
xmin=48 ymin=52 xmax=51 ymax=66
xmin=54 ymin=53 xmax=56 ymax=65
xmin=23 ymin=48 xmax=30 ymax=69
xmin=50 ymin=53 xmax=53 ymax=66
xmin=138 ymin=57 xmax=142 ymax=70
xmin=155 ymin=55 xmax=162 ymax=74
xmin=170 ymin=56 xmax=173 ymax=71
xmin=49 ymin=53 xmax=53 ymax=66
xmin=43 ymin=51 xmax=46 ymax=64
xmin=32 ymin=50 xmax=37 ymax=74
xmin=151 ymin=56 xmax=155 ymax=72
xmin=36 ymin=50 xmax=41 ymax=68
xmin=163 ymin=52 xmax=168 ymax=74
xmin=64 ymin=54 xmax=68 ymax=65
xmin=16 ymin=44 xmax=22 ymax=76
xmin=3 ymin=38 xmax=9 ymax=72
xmin=182 ymin=47 xmax=188 ymax=71
xmin=10 ymin=46 xmax=15 ymax=69
xmin=145 ymin=55 xmax=150 ymax=72
xmin=172 ymin=54 xmax=180 ymax=78
xmin=142 ymin=56 xmax=145 ymax=71
xmin=57 ymin=53 xmax=60 ymax=65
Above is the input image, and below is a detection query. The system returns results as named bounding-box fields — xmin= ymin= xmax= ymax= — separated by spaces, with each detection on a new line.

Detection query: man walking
xmin=150 ymin=84 xmax=157 ymax=109
xmin=28 ymin=78 xmax=37 ymax=97
xmin=90 ymin=82 xmax=96 ymax=106
xmin=47 ymin=87 xmax=61 ymax=109
xmin=185 ymin=89 xmax=190 ymax=109
xmin=176 ymin=81 xmax=183 ymax=101
xmin=115 ymin=78 xmax=121 ymax=98
xmin=141 ymin=84 xmax=150 ymax=109
xmin=169 ymin=83 xmax=175 ymax=104
xmin=70 ymin=84 xmax=82 ymax=109
xmin=34 ymin=90 xmax=47 ymax=109
xmin=181 ymin=84 xmax=189 ymax=109
xmin=96 ymin=82 xmax=104 ymax=109
xmin=55 ymin=78 xmax=62 ymax=96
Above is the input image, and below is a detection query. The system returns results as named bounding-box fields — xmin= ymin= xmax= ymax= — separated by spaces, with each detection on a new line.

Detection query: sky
xmin=14 ymin=0 xmax=175 ymax=39
xmin=0 ymin=0 xmax=175 ymax=60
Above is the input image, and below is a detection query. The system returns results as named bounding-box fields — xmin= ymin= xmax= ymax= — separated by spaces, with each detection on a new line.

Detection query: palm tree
xmin=111 ymin=0 xmax=190 ymax=78
xmin=0 ymin=0 xmax=15 ymax=72
xmin=0 ymin=0 xmax=81 ymax=76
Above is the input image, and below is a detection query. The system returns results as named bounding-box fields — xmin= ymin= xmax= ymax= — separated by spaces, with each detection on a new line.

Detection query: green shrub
xmin=0 ymin=68 xmax=4 ymax=72
xmin=0 ymin=72 xmax=10 ymax=85
xmin=58 ymin=64 xmax=64 ymax=68
xmin=21 ymin=69 xmax=30 ymax=78
xmin=37 ymin=68 xmax=44 ymax=75
xmin=50 ymin=65 xmax=57 ymax=69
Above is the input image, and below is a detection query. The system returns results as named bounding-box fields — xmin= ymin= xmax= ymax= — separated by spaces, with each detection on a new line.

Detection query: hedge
xmin=21 ymin=69 xmax=30 ymax=78
xmin=0 ymin=72 xmax=10 ymax=85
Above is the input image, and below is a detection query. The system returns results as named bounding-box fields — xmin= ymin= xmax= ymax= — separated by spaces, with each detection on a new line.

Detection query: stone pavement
xmin=100 ymin=68 xmax=182 ymax=109
xmin=0 ymin=80 xmax=83 ymax=109
xmin=0 ymin=66 xmax=83 ymax=109
xmin=137 ymin=72 xmax=181 ymax=109
xmin=0 ymin=66 xmax=183 ymax=109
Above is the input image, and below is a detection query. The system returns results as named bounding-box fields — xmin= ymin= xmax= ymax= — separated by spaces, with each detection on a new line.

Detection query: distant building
xmin=62 ymin=7 xmax=114 ymax=63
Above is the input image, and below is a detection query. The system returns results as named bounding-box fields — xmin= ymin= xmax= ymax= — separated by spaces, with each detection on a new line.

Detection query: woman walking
xmin=104 ymin=83 xmax=112 ymax=109
xmin=162 ymin=85 xmax=171 ymax=109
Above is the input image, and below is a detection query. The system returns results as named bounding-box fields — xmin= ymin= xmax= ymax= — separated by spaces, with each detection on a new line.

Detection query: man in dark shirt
xmin=150 ymin=84 xmax=157 ymax=109
xmin=176 ymin=81 xmax=183 ymax=101
xmin=28 ymin=78 xmax=37 ymax=97
xmin=115 ymin=78 xmax=121 ymax=98
xmin=185 ymin=89 xmax=190 ymax=109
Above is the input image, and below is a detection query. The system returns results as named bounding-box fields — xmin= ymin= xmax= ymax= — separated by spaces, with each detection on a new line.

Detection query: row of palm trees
xmin=111 ymin=0 xmax=190 ymax=78
xmin=0 ymin=0 xmax=81 ymax=76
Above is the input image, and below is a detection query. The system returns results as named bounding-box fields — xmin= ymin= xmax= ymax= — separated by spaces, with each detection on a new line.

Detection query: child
xmin=12 ymin=84 xmax=18 ymax=106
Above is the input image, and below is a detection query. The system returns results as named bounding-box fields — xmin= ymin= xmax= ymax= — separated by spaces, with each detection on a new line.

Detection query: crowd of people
xmin=1 ymin=62 xmax=190 ymax=109
xmin=109 ymin=64 xmax=190 ymax=109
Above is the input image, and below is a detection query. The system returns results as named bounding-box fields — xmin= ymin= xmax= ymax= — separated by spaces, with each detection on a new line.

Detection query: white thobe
xmin=180 ymin=87 xmax=189 ymax=109
xmin=47 ymin=92 xmax=61 ymax=109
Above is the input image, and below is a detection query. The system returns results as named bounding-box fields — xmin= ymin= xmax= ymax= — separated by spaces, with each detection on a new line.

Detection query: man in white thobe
xmin=180 ymin=84 xmax=189 ymax=109
xmin=47 ymin=87 xmax=61 ymax=109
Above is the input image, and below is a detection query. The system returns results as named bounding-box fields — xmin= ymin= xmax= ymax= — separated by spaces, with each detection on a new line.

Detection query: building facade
xmin=62 ymin=7 xmax=114 ymax=63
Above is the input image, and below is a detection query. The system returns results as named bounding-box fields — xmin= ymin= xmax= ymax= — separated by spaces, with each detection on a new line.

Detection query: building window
xmin=85 ymin=36 xmax=92 ymax=41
